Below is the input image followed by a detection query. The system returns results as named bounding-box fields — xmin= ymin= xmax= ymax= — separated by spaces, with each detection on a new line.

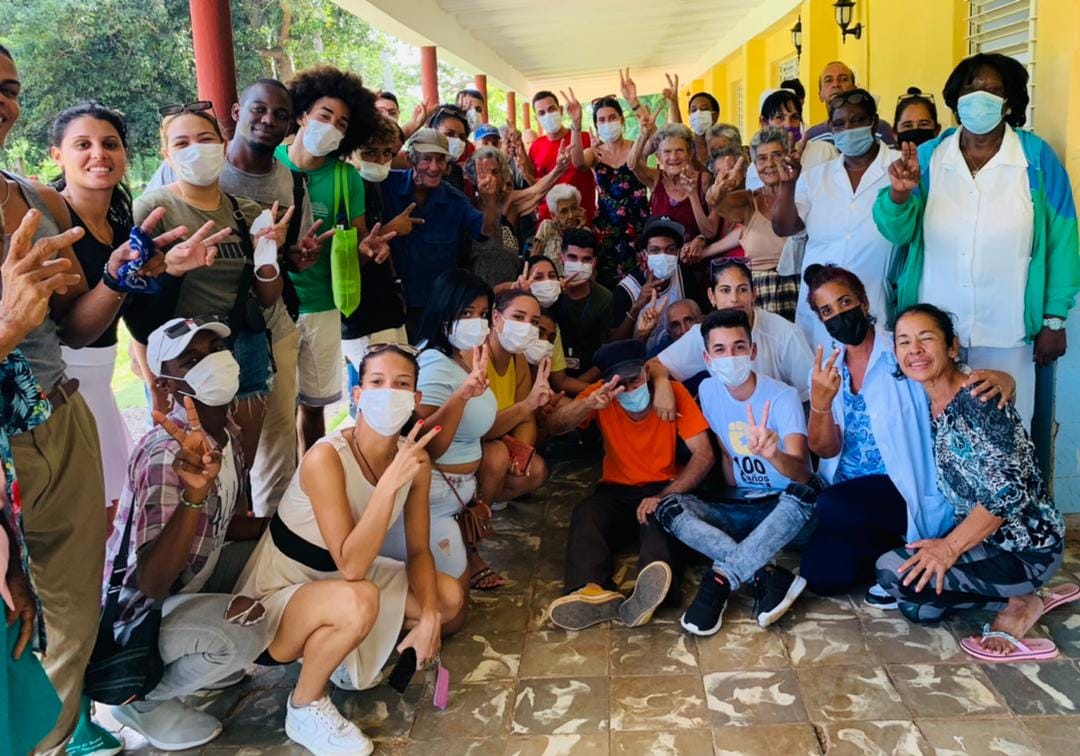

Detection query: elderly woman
xmin=564 ymin=92 xmax=650 ymax=289
xmin=772 ymin=88 xmax=900 ymax=348
xmin=706 ymin=123 xmax=742 ymax=158
xmin=532 ymin=184 xmax=586 ymax=270
xmin=877 ymin=304 xmax=1077 ymax=660
xmin=874 ymin=53 xmax=1080 ymax=427
xmin=704 ymin=128 xmax=801 ymax=320
xmin=465 ymin=145 xmax=570 ymax=287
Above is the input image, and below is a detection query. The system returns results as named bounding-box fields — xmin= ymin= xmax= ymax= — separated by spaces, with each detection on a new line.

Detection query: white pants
xmin=963 ymin=344 xmax=1035 ymax=429
xmin=251 ymin=328 xmax=300 ymax=516
xmin=380 ymin=470 xmax=474 ymax=579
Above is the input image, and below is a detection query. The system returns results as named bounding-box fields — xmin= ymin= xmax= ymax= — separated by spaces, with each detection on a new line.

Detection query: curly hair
xmin=651 ymin=122 xmax=695 ymax=153
xmin=465 ymin=146 xmax=512 ymax=198
xmin=943 ymin=53 xmax=1029 ymax=128
xmin=287 ymin=65 xmax=379 ymax=160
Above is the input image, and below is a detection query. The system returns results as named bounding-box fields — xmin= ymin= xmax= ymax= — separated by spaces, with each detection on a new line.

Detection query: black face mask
xmin=824 ymin=307 xmax=871 ymax=346
xmin=897 ymin=128 xmax=936 ymax=147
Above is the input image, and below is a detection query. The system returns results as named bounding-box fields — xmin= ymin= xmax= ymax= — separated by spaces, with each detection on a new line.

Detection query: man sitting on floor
xmin=543 ymin=339 xmax=715 ymax=631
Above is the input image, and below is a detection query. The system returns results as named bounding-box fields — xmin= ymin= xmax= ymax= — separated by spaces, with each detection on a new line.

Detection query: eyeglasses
xmin=164 ymin=315 xmax=223 ymax=339
xmin=827 ymin=91 xmax=874 ymax=111
xmin=159 ymin=100 xmax=214 ymax=117
xmin=365 ymin=342 xmax=420 ymax=357
xmin=896 ymin=92 xmax=935 ymax=105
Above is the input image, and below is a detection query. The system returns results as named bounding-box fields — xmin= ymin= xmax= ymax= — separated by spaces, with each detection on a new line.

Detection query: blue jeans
xmin=655 ymin=478 xmax=822 ymax=591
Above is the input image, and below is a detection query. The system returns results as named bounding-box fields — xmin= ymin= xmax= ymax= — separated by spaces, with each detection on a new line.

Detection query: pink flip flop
xmin=961 ymin=624 xmax=1059 ymax=663
xmin=1036 ymin=583 xmax=1080 ymax=616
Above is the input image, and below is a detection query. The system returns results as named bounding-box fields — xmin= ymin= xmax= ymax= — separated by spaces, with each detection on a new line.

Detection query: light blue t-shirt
xmin=417 ymin=348 xmax=497 ymax=465
xmin=834 ymin=362 xmax=887 ymax=482
xmin=698 ymin=372 xmax=806 ymax=489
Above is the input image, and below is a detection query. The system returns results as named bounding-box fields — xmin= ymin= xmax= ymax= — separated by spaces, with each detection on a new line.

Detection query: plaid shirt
xmin=102 ymin=404 xmax=244 ymax=638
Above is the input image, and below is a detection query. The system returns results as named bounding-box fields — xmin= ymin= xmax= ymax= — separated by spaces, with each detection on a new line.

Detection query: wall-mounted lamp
xmin=790 ymin=16 xmax=803 ymax=60
xmin=833 ymin=0 xmax=863 ymax=43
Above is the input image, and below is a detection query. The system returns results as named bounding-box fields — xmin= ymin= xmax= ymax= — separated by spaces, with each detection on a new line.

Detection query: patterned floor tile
xmin=610 ymin=623 xmax=698 ymax=675
xmin=781 ymin=618 xmax=875 ymax=667
xmin=409 ymin=680 xmax=514 ymax=740
xmin=465 ymin=590 xmax=532 ymax=634
xmin=401 ymin=737 xmax=506 ymax=755
xmin=711 ymin=723 xmax=822 ymax=755
xmin=519 ymin=627 xmax=610 ymax=678
xmin=1019 ymin=715 xmax=1080 ymax=754
xmin=863 ymin=617 xmax=963 ymax=663
xmin=917 ymin=718 xmax=1042 ymax=755
xmin=796 ymin=665 xmax=909 ymax=722
xmin=1040 ymin=612 xmax=1080 ymax=658
xmin=703 ymin=669 xmax=807 ymax=726
xmin=612 ymin=729 xmax=715 ymax=754
xmin=696 ymin=621 xmax=789 ymax=672
xmin=438 ymin=629 xmax=523 ymax=683
xmin=511 ymin=677 xmax=609 ymax=735
xmin=505 ymin=734 xmax=609 ymax=755
xmin=982 ymin=660 xmax=1080 ymax=716
xmin=212 ymin=687 xmax=292 ymax=748
xmin=818 ymin=720 xmax=930 ymax=755
xmin=780 ymin=593 xmax=859 ymax=623
xmin=609 ymin=674 xmax=708 ymax=731
xmin=888 ymin=663 xmax=1007 ymax=718
xmin=332 ymin=683 xmax=422 ymax=740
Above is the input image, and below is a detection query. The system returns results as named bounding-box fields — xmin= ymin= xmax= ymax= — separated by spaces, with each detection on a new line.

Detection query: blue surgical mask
xmin=616 ymin=383 xmax=651 ymax=413
xmin=957 ymin=91 xmax=1005 ymax=135
xmin=832 ymin=125 xmax=875 ymax=157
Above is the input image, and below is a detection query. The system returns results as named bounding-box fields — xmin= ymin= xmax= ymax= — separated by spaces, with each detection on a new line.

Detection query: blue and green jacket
xmin=872 ymin=127 xmax=1080 ymax=340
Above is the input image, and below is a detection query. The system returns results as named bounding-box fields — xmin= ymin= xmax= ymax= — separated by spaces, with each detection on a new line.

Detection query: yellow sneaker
xmin=548 ymin=583 xmax=626 ymax=630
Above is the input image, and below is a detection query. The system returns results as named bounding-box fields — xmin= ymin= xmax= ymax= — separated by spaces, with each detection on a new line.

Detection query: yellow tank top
xmin=487 ymin=355 xmax=519 ymax=411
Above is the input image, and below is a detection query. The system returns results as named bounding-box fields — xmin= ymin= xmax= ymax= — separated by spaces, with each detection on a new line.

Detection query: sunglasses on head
xmin=896 ymin=92 xmax=935 ymax=105
xmin=366 ymin=342 xmax=420 ymax=357
xmin=159 ymin=100 xmax=214 ymax=118
xmin=828 ymin=91 xmax=874 ymax=110
xmin=164 ymin=315 xmax=223 ymax=339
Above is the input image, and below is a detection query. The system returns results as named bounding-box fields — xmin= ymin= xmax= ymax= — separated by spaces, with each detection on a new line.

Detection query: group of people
xmin=1 ymin=39 xmax=1078 ymax=756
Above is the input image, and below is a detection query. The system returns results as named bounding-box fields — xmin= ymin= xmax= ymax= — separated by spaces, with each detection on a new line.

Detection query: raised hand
xmin=776 ymin=153 xmax=802 ymax=187
xmin=513 ymin=260 xmax=532 ymax=290
xmin=635 ymin=290 xmax=668 ymax=340
xmin=583 ymin=375 xmax=625 ymax=412
xmin=888 ymin=141 xmax=921 ymax=196
xmin=386 ymin=202 xmax=425 ymax=238
xmin=679 ymin=236 xmax=705 ymax=264
xmin=561 ymin=88 xmax=583 ymax=130
xmin=525 ymin=356 xmax=553 ymax=410
xmin=253 ymin=201 xmax=296 ymax=247
xmin=0 ymin=209 xmax=84 ymax=339
xmin=810 ymin=345 xmax=842 ymax=412
xmin=619 ymin=67 xmax=639 ymax=108
xmin=153 ymin=396 xmax=223 ymax=499
xmin=638 ymin=100 xmax=662 ymax=137
xmin=289 ymin=219 xmax=334 ymax=271
xmin=163 ymin=216 xmax=230 ymax=276
xmin=705 ymin=156 xmax=747 ymax=206
xmin=379 ymin=419 xmax=439 ymax=493
xmin=662 ymin=73 xmax=680 ymax=102
xmin=631 ymin=271 xmax=662 ymax=314
xmin=554 ymin=142 xmax=572 ymax=174
xmin=359 ymin=222 xmax=398 ymax=264
xmin=744 ymin=401 xmax=779 ymax=458
xmin=476 ymin=171 xmax=500 ymax=200
xmin=456 ymin=344 xmax=491 ymax=400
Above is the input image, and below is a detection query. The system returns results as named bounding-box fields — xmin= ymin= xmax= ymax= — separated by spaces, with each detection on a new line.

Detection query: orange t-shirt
xmin=578 ymin=380 xmax=710 ymax=487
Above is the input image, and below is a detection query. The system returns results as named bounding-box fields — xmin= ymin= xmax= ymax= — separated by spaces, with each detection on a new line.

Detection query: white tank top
xmin=276 ymin=431 xmax=411 ymax=546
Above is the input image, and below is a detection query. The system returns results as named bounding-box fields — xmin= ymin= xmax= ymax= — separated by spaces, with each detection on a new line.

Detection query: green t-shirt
xmin=274 ymin=145 xmax=366 ymax=314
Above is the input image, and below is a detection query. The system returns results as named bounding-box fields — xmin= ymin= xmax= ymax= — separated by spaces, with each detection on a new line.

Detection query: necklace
xmin=961 ymin=137 xmax=1001 ymax=177
xmin=350 ymin=427 xmax=385 ymax=483
xmin=62 ymin=191 xmax=113 ymax=244
xmin=0 ymin=177 xmax=11 ymax=210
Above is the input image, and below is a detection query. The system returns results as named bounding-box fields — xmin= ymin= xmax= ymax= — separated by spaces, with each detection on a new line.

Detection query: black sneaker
xmin=864 ymin=583 xmax=899 ymax=610
xmin=680 ymin=570 xmax=730 ymax=636
xmin=751 ymin=565 xmax=807 ymax=627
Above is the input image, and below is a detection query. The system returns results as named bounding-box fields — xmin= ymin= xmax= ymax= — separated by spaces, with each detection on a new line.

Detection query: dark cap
xmin=594 ymin=339 xmax=646 ymax=383
xmin=641 ymin=215 xmax=686 ymax=247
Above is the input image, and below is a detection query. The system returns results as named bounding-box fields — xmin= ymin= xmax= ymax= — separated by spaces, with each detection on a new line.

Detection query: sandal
xmin=1036 ymin=583 xmax=1080 ymax=617
xmin=960 ymin=623 xmax=1059 ymax=663
xmin=470 ymin=566 xmax=508 ymax=592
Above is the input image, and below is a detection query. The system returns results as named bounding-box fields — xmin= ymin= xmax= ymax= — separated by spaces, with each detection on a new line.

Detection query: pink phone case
xmin=433 ymin=662 xmax=450 ymax=710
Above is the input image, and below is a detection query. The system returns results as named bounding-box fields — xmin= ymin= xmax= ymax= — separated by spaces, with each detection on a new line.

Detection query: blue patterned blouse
xmin=835 ymin=363 xmax=887 ymax=482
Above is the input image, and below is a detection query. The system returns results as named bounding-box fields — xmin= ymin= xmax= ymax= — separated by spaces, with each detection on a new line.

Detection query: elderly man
xmin=544 ymin=340 xmax=715 ymax=631
xmin=803 ymin=61 xmax=895 ymax=147
xmin=641 ymin=298 xmax=702 ymax=358
xmin=382 ymin=128 xmax=499 ymax=335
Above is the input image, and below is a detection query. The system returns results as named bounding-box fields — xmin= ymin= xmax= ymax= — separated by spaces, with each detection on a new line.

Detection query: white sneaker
xmin=285 ymin=694 xmax=373 ymax=756
xmin=111 ymin=699 xmax=222 ymax=751
xmin=490 ymin=501 xmax=509 ymax=512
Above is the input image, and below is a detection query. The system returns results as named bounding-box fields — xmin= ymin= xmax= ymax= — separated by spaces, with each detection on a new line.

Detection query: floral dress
xmin=593 ymin=161 xmax=649 ymax=290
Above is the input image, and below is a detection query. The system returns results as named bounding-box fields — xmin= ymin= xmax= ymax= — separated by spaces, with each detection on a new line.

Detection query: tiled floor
xmin=112 ymin=457 xmax=1080 ymax=755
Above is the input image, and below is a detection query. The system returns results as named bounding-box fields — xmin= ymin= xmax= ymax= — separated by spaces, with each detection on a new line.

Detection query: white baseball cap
xmin=146 ymin=317 xmax=231 ymax=377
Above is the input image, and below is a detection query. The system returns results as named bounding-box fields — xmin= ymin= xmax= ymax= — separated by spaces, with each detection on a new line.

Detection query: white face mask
xmin=530 ymin=279 xmax=561 ymax=307
xmin=689 ymin=110 xmax=714 ymax=136
xmin=466 ymin=109 xmax=482 ymax=130
xmin=358 ymin=160 xmax=392 ymax=182
xmin=597 ymin=121 xmax=623 ymax=144
xmin=358 ymin=388 xmax=415 ymax=437
xmin=562 ymin=260 xmax=593 ymax=282
xmin=538 ymin=111 xmax=563 ymax=135
xmin=707 ymin=354 xmax=753 ymax=387
xmin=446 ymin=136 xmax=466 ymax=160
xmin=647 ymin=253 xmax=678 ymax=281
xmin=497 ymin=318 xmax=539 ymax=354
xmin=163 ymin=350 xmax=240 ymax=407
xmin=170 ymin=143 xmax=226 ymax=187
xmin=302 ymin=119 xmax=345 ymax=157
xmin=524 ymin=338 xmax=555 ymax=365
xmin=448 ymin=318 xmax=490 ymax=350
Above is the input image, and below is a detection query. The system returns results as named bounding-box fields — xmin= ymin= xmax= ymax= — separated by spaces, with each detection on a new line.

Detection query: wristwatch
xmin=1043 ymin=317 xmax=1066 ymax=331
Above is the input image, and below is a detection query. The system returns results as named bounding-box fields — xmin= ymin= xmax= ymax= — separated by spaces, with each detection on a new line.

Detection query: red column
xmin=473 ymin=74 xmax=488 ymax=123
xmin=506 ymin=91 xmax=517 ymax=128
xmin=420 ymin=46 xmax=439 ymax=106
xmin=522 ymin=102 xmax=532 ymax=130
xmin=189 ymin=0 xmax=239 ymax=139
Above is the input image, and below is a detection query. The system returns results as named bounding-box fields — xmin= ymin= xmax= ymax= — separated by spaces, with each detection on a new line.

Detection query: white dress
xmin=235 ymin=431 xmax=411 ymax=690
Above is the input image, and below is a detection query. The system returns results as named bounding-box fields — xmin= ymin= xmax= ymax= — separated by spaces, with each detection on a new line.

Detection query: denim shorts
xmin=231 ymin=329 xmax=273 ymax=400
